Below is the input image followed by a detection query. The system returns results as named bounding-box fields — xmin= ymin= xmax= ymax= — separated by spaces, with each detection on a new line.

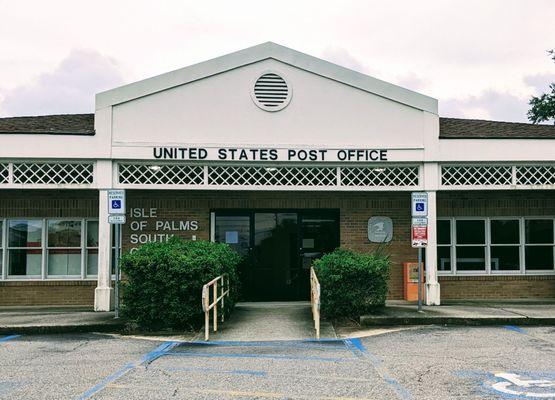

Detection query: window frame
xmin=6 ymin=218 xmax=44 ymax=279
xmin=454 ymin=217 xmax=488 ymax=274
xmin=0 ymin=217 xmax=101 ymax=281
xmin=46 ymin=218 xmax=84 ymax=279
xmin=524 ymin=217 xmax=555 ymax=273
xmin=438 ymin=216 xmax=555 ymax=276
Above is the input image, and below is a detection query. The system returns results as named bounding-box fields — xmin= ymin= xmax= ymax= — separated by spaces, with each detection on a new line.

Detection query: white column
xmin=94 ymin=189 xmax=113 ymax=311
xmin=425 ymin=190 xmax=440 ymax=305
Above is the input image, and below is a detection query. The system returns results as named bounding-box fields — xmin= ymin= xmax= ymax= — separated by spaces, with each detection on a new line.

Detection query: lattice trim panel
xmin=119 ymin=164 xmax=204 ymax=185
xmin=208 ymin=166 xmax=337 ymax=186
xmin=118 ymin=164 xmax=421 ymax=188
xmin=441 ymin=165 xmax=512 ymax=186
xmin=442 ymin=164 xmax=555 ymax=187
xmin=11 ymin=163 xmax=94 ymax=184
xmin=0 ymin=164 xmax=8 ymax=184
xmin=516 ymin=166 xmax=555 ymax=185
xmin=341 ymin=166 xmax=419 ymax=187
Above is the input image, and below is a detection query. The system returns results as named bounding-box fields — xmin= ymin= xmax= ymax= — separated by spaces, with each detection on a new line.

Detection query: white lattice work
xmin=341 ymin=166 xmax=419 ymax=187
xmin=12 ymin=163 xmax=94 ymax=184
xmin=208 ymin=165 xmax=337 ymax=186
xmin=441 ymin=165 xmax=512 ymax=186
xmin=516 ymin=165 xmax=555 ymax=185
xmin=0 ymin=164 xmax=8 ymax=184
xmin=119 ymin=164 xmax=204 ymax=185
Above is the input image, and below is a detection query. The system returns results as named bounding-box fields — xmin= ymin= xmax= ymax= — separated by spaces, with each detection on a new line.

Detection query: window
xmin=0 ymin=218 xmax=101 ymax=280
xmin=47 ymin=220 xmax=82 ymax=276
xmin=87 ymin=221 xmax=99 ymax=276
xmin=0 ymin=220 xmax=3 ymax=277
xmin=525 ymin=219 xmax=554 ymax=271
xmin=8 ymin=220 xmax=42 ymax=276
xmin=490 ymin=219 xmax=520 ymax=271
xmin=455 ymin=219 xmax=486 ymax=272
xmin=438 ymin=217 xmax=555 ymax=275
xmin=437 ymin=219 xmax=451 ymax=271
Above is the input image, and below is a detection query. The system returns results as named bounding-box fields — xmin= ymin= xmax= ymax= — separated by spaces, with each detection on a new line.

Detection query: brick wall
xmin=437 ymin=190 xmax=555 ymax=300
xmin=125 ymin=190 xmax=417 ymax=301
xmin=0 ymin=281 xmax=96 ymax=306
xmin=1 ymin=189 xmax=553 ymax=306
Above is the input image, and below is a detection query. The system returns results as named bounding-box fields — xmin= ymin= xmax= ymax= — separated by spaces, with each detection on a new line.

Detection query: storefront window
xmin=455 ymin=219 xmax=486 ymax=271
xmin=86 ymin=221 xmax=99 ymax=276
xmin=439 ymin=217 xmax=555 ymax=275
xmin=47 ymin=220 xmax=82 ymax=276
xmin=525 ymin=219 xmax=554 ymax=270
xmin=8 ymin=220 xmax=43 ymax=276
xmin=0 ymin=218 xmax=101 ymax=279
xmin=0 ymin=220 xmax=3 ymax=277
xmin=490 ymin=219 xmax=520 ymax=271
xmin=437 ymin=219 xmax=451 ymax=271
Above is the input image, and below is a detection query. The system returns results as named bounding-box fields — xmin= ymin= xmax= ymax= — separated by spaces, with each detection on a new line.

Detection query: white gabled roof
xmin=96 ymin=42 xmax=438 ymax=114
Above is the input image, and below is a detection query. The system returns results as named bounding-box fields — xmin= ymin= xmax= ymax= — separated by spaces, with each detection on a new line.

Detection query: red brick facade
xmin=0 ymin=189 xmax=554 ymax=306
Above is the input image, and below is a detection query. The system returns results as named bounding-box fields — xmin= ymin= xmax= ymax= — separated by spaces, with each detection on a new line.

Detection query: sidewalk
xmin=0 ymin=307 xmax=123 ymax=335
xmin=360 ymin=300 xmax=555 ymax=327
xmin=201 ymin=301 xmax=336 ymax=341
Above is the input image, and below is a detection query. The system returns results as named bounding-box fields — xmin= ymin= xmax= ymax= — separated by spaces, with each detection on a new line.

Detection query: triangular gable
xmin=96 ymin=42 xmax=437 ymax=114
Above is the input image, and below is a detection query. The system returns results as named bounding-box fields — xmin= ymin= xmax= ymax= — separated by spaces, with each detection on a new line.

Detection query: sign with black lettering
xmin=152 ymin=147 xmax=388 ymax=162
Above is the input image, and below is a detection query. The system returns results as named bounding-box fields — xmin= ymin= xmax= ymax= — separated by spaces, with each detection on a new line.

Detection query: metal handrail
xmin=202 ymin=273 xmax=230 ymax=341
xmin=310 ymin=267 xmax=321 ymax=339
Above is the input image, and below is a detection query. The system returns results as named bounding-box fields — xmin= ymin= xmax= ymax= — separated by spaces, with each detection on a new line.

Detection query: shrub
xmin=313 ymin=248 xmax=390 ymax=319
xmin=120 ymin=237 xmax=241 ymax=330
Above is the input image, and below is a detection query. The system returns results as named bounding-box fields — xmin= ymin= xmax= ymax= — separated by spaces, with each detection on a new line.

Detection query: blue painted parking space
xmin=79 ymin=338 xmax=409 ymax=399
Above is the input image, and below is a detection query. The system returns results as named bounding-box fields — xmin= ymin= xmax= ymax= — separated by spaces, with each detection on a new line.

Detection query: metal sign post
xmin=108 ymin=190 xmax=126 ymax=319
xmin=411 ymin=192 xmax=428 ymax=313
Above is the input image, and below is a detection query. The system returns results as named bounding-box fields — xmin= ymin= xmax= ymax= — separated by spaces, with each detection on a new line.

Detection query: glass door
xmin=213 ymin=210 xmax=339 ymax=301
xmin=299 ymin=211 xmax=340 ymax=298
xmin=252 ymin=212 xmax=299 ymax=300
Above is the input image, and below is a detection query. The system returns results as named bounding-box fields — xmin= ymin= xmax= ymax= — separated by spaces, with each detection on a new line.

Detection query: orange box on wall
xmin=403 ymin=262 xmax=425 ymax=301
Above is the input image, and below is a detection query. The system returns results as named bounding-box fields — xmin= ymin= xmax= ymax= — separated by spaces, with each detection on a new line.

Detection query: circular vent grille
xmin=252 ymin=72 xmax=291 ymax=111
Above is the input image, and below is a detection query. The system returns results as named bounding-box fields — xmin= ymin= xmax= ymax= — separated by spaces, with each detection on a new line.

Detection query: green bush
xmin=313 ymin=248 xmax=390 ymax=319
xmin=120 ymin=237 xmax=241 ymax=330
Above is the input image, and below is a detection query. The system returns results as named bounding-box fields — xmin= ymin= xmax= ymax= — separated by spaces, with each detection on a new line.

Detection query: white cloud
xmin=0 ymin=49 xmax=125 ymax=117
xmin=440 ymin=90 xmax=530 ymax=122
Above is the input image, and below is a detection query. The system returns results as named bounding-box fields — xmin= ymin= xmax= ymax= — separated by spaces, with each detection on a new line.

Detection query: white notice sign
xmin=108 ymin=190 xmax=126 ymax=215
xmin=411 ymin=192 xmax=428 ymax=217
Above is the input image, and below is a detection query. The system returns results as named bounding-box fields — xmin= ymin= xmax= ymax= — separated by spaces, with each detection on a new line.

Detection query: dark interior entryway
xmin=213 ymin=209 xmax=339 ymax=301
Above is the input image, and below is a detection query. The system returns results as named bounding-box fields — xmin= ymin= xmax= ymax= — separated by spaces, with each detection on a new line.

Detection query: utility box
xmin=403 ymin=262 xmax=424 ymax=301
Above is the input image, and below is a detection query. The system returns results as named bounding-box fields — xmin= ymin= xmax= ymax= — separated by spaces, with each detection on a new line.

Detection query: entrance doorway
xmin=213 ymin=210 xmax=339 ymax=301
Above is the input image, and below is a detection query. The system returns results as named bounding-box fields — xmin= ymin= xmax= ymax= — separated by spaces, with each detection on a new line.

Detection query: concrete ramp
xmin=204 ymin=301 xmax=335 ymax=341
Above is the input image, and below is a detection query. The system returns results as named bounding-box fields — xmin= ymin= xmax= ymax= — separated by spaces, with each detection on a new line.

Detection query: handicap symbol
xmin=491 ymin=372 xmax=555 ymax=398
xmin=111 ymin=200 xmax=122 ymax=209
xmin=415 ymin=202 xmax=425 ymax=212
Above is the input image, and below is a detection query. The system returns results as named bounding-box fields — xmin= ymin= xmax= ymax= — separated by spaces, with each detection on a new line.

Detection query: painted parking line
xmin=504 ymin=325 xmax=528 ymax=334
xmin=345 ymin=338 xmax=413 ymax=400
xmin=166 ymin=351 xmax=352 ymax=362
xmin=0 ymin=334 xmax=21 ymax=343
xmin=78 ymin=340 xmax=179 ymax=400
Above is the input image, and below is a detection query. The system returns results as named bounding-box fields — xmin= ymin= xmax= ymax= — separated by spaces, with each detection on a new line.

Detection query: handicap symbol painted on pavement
xmin=111 ymin=200 xmax=122 ymax=209
xmin=489 ymin=372 xmax=555 ymax=398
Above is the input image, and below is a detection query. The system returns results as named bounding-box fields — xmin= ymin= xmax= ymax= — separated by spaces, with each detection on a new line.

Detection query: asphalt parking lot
xmin=1 ymin=326 xmax=554 ymax=399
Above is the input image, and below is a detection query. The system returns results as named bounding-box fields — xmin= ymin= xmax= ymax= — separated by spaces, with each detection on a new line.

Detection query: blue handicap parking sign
xmin=415 ymin=202 xmax=425 ymax=212
xmin=111 ymin=200 xmax=122 ymax=209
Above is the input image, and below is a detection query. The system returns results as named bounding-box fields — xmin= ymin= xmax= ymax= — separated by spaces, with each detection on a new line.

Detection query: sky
xmin=0 ymin=0 xmax=554 ymax=122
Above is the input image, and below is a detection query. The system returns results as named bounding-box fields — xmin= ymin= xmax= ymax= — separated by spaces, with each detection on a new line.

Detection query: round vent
xmin=251 ymin=72 xmax=292 ymax=111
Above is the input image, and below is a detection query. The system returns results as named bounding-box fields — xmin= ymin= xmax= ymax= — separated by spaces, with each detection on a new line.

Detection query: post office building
xmin=0 ymin=42 xmax=554 ymax=309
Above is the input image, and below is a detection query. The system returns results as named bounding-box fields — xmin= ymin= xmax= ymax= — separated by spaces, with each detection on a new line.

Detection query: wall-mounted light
xmin=149 ymin=165 xmax=162 ymax=171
